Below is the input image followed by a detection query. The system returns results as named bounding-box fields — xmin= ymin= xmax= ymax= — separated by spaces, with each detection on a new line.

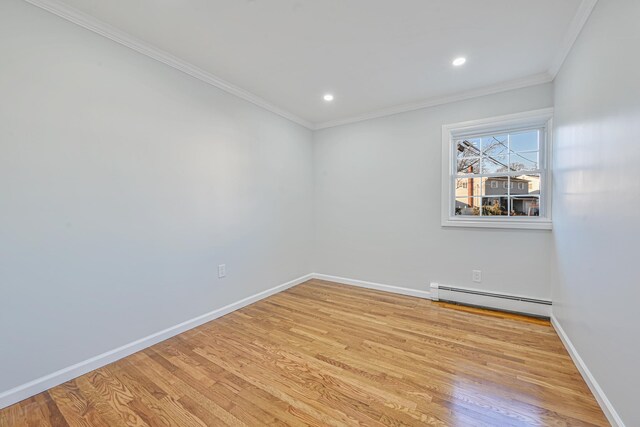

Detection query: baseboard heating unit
xmin=430 ymin=283 xmax=551 ymax=317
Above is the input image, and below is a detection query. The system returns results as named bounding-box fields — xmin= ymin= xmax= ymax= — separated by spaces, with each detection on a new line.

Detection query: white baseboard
xmin=551 ymin=314 xmax=625 ymax=427
xmin=312 ymin=273 xmax=432 ymax=299
xmin=0 ymin=273 xmax=314 ymax=410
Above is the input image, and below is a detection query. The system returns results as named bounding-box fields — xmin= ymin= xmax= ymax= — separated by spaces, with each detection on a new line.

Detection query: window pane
xmin=510 ymin=196 xmax=540 ymax=216
xmin=482 ymin=136 xmax=508 ymax=157
xmin=510 ymin=174 xmax=541 ymax=216
xmin=482 ymin=176 xmax=510 ymax=196
xmin=457 ymin=157 xmax=480 ymax=174
xmin=509 ymin=130 xmax=539 ymax=152
xmin=509 ymin=151 xmax=538 ymax=172
xmin=455 ymin=197 xmax=480 ymax=216
xmin=456 ymin=138 xmax=481 ymax=157
xmin=455 ymin=178 xmax=482 ymax=198
xmin=481 ymin=134 xmax=508 ymax=156
xmin=513 ymin=174 xmax=541 ymax=195
xmin=481 ymin=155 xmax=509 ymax=173
xmin=481 ymin=197 xmax=508 ymax=216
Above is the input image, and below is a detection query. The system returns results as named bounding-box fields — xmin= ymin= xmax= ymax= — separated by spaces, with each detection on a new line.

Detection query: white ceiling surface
xmin=48 ymin=0 xmax=583 ymax=127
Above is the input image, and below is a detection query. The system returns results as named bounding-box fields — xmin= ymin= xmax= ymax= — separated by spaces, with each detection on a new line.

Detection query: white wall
xmin=313 ymin=83 xmax=554 ymax=299
xmin=0 ymin=0 xmax=313 ymax=395
xmin=552 ymin=0 xmax=640 ymax=425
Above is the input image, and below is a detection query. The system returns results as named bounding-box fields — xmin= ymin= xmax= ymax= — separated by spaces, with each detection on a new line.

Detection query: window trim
xmin=441 ymin=108 xmax=553 ymax=230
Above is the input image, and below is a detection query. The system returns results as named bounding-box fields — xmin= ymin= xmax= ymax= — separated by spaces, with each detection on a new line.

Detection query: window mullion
xmin=507 ymin=133 xmax=511 ymax=216
xmin=457 ymin=170 xmax=541 ymax=179
xmin=479 ymin=137 xmax=484 ymax=216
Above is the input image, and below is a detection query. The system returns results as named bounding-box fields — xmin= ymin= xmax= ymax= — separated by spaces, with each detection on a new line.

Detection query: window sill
xmin=441 ymin=218 xmax=552 ymax=230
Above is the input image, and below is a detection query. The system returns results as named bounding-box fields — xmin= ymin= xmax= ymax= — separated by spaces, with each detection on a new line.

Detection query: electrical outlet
xmin=472 ymin=270 xmax=482 ymax=283
xmin=218 ymin=264 xmax=226 ymax=278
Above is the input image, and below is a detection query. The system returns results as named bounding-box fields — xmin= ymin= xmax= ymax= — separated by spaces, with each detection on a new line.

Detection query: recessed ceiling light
xmin=323 ymin=94 xmax=334 ymax=102
xmin=452 ymin=57 xmax=466 ymax=66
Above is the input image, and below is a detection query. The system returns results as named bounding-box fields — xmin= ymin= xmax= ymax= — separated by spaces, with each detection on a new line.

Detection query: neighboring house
xmin=455 ymin=175 xmax=540 ymax=216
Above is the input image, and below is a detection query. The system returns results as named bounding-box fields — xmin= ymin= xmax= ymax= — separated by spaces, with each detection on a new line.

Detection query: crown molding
xmin=24 ymin=0 xmax=591 ymax=132
xmin=23 ymin=0 xmax=314 ymax=130
xmin=548 ymin=0 xmax=599 ymax=78
xmin=312 ymin=72 xmax=553 ymax=130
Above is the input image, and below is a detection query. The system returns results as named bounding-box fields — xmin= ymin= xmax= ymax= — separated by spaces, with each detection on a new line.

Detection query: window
xmin=441 ymin=108 xmax=552 ymax=229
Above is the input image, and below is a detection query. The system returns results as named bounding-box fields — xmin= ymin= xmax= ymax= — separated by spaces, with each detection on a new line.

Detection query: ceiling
xmin=36 ymin=0 xmax=589 ymax=128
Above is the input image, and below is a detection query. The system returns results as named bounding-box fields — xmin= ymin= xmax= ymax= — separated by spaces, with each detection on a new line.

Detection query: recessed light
xmin=323 ymin=94 xmax=334 ymax=102
xmin=452 ymin=57 xmax=466 ymax=66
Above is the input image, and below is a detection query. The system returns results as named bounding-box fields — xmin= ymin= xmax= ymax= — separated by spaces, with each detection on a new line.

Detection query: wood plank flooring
xmin=0 ymin=279 xmax=608 ymax=426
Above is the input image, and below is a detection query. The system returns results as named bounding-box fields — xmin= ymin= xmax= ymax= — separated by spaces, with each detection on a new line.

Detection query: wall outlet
xmin=218 ymin=264 xmax=226 ymax=278
xmin=472 ymin=270 xmax=482 ymax=283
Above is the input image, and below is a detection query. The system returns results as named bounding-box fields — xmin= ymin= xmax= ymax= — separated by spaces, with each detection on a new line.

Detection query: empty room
xmin=1 ymin=0 xmax=638 ymax=425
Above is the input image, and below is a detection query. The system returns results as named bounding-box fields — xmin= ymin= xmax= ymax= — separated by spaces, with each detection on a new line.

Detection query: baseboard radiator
xmin=430 ymin=283 xmax=551 ymax=318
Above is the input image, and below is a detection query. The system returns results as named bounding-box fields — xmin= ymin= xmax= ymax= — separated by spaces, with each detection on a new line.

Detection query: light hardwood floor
xmin=0 ymin=279 xmax=608 ymax=426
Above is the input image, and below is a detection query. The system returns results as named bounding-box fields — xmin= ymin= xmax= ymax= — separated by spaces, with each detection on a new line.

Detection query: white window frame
xmin=441 ymin=108 xmax=553 ymax=230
